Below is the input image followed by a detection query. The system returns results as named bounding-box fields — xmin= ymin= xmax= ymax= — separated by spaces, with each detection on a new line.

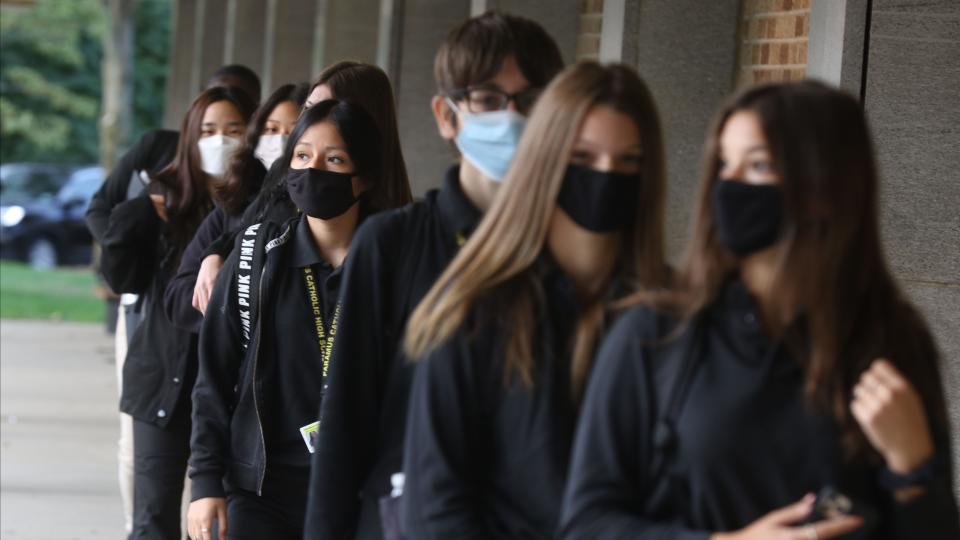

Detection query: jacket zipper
xmin=252 ymin=263 xmax=269 ymax=496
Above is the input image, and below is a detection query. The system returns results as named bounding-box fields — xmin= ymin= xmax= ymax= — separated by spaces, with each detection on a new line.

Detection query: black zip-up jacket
xmin=86 ymin=129 xmax=178 ymax=243
xmin=163 ymin=158 xmax=267 ymax=333
xmin=99 ymin=193 xmax=197 ymax=427
xmin=560 ymin=280 xmax=960 ymax=539
xmin=202 ymin=160 xmax=295 ymax=261
xmin=191 ymin=216 xmax=334 ymax=499
xmin=400 ymin=261 xmax=582 ymax=540
xmin=304 ymin=167 xmax=481 ymax=540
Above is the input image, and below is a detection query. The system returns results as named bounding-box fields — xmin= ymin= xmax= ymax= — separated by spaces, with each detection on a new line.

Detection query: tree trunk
xmin=100 ymin=0 xmax=136 ymax=171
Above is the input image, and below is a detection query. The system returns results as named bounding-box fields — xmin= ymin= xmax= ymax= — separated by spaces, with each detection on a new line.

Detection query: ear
xmin=350 ymin=176 xmax=368 ymax=198
xmin=431 ymin=95 xmax=458 ymax=141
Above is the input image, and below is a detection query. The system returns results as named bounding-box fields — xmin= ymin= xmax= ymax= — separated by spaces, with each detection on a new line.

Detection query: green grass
xmin=0 ymin=261 xmax=106 ymax=322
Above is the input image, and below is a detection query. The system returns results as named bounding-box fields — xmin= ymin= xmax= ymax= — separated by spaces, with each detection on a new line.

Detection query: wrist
xmin=885 ymin=445 xmax=934 ymax=475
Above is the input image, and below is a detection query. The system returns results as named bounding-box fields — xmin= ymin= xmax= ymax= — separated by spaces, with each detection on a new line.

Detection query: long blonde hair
xmin=404 ymin=62 xmax=668 ymax=396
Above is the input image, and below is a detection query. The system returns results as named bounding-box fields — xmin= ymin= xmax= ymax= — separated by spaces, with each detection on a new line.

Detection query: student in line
xmin=560 ymin=81 xmax=960 ymax=540
xmin=187 ymin=99 xmax=406 ymax=540
xmin=303 ymin=11 xmax=564 ymax=540
xmin=99 ymin=86 xmax=256 ymax=540
xmin=400 ymin=61 xmax=668 ymax=540
xmin=189 ymin=61 xmax=414 ymax=317
xmin=163 ymin=82 xmax=309 ymax=334
xmin=85 ymin=64 xmax=260 ymax=536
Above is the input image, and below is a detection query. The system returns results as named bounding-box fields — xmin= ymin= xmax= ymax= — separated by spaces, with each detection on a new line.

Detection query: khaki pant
xmin=116 ymin=303 xmax=192 ymax=538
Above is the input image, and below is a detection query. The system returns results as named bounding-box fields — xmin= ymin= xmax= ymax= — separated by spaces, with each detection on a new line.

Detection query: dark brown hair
xmin=310 ymin=61 xmax=412 ymax=208
xmin=434 ymin=10 xmax=564 ymax=97
xmin=217 ymin=83 xmax=309 ymax=214
xmin=638 ymin=80 xmax=948 ymax=459
xmin=152 ymin=86 xmax=256 ymax=248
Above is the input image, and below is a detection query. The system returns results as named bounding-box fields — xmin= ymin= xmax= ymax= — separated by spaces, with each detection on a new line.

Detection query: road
xmin=0 ymin=320 xmax=124 ymax=540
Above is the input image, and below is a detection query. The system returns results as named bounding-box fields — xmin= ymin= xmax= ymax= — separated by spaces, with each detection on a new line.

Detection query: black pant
xmin=129 ymin=401 xmax=191 ymax=540
xmin=225 ymin=467 xmax=309 ymax=540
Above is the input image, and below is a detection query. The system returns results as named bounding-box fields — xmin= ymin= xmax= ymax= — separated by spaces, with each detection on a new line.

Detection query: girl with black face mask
xmin=560 ymin=82 xmax=959 ymax=540
xmin=186 ymin=100 xmax=384 ymax=540
xmin=398 ymin=62 xmax=669 ymax=539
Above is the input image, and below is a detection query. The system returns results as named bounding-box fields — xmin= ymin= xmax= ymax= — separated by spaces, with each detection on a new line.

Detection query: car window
xmin=0 ymin=165 xmax=70 ymax=203
xmin=58 ymin=168 xmax=103 ymax=203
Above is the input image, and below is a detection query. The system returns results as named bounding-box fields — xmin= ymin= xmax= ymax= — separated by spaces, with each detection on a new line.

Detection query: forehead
xmin=719 ymin=110 xmax=767 ymax=150
xmin=296 ymin=120 xmax=345 ymax=147
xmin=576 ymin=105 xmax=642 ymax=149
xmin=202 ymin=100 xmax=241 ymax=122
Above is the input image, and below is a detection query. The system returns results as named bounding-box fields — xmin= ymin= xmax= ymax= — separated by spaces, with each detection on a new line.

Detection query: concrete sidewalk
xmin=1 ymin=320 xmax=124 ymax=540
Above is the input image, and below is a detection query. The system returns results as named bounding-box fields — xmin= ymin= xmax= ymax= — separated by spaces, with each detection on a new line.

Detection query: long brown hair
xmin=152 ymin=86 xmax=255 ymax=248
xmin=642 ymin=80 xmax=947 ymax=458
xmin=311 ymin=61 xmax=412 ymax=208
xmin=405 ymin=62 xmax=668 ymax=396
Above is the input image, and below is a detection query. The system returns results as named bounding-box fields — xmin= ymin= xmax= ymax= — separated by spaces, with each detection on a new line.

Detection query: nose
xmin=505 ymin=97 xmax=520 ymax=113
xmin=593 ymin=154 xmax=615 ymax=173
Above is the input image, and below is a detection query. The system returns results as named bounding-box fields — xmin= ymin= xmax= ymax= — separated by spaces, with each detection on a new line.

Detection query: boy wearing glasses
xmin=303 ymin=11 xmax=564 ymax=540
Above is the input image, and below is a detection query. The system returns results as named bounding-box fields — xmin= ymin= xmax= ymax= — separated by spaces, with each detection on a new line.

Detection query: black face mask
xmin=712 ymin=179 xmax=783 ymax=257
xmin=286 ymin=167 xmax=360 ymax=220
xmin=557 ymin=164 xmax=639 ymax=232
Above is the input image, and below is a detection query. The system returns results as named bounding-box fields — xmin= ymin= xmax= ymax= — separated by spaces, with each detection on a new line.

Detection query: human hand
xmin=711 ymin=494 xmax=862 ymax=540
xmin=851 ymin=358 xmax=934 ymax=474
xmin=193 ymin=254 xmax=224 ymax=315
xmin=149 ymin=193 xmax=168 ymax=221
xmin=187 ymin=497 xmax=227 ymax=540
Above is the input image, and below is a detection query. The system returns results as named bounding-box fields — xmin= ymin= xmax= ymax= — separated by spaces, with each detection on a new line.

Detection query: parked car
xmin=0 ymin=163 xmax=104 ymax=269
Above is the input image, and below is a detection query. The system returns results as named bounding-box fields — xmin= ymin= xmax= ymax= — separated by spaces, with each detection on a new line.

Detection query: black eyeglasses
xmin=450 ymin=86 xmax=543 ymax=114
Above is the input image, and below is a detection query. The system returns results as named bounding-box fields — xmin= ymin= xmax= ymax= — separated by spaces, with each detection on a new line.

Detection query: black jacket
xmin=400 ymin=262 xmax=582 ymax=540
xmin=203 ymin=159 xmax=295 ymax=261
xmin=86 ymin=129 xmax=178 ymax=244
xmin=99 ymin=193 xmax=197 ymax=427
xmin=191 ymin=217 xmax=333 ymax=499
xmin=163 ymin=158 xmax=267 ymax=333
xmin=304 ymin=167 xmax=481 ymax=540
xmin=560 ymin=281 xmax=960 ymax=539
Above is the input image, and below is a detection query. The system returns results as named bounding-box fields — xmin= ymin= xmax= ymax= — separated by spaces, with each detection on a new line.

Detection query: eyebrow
xmin=574 ymin=139 xmax=643 ymax=151
xmin=202 ymin=121 xmax=244 ymax=127
xmin=294 ymin=141 xmax=346 ymax=151
xmin=744 ymin=144 xmax=769 ymax=153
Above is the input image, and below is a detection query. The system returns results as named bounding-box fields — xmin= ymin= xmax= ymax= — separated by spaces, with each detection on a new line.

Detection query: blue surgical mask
xmin=447 ymin=98 xmax=526 ymax=181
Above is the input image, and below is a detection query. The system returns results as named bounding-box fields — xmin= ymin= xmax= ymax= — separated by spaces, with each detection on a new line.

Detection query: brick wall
xmin=737 ymin=0 xmax=810 ymax=86
xmin=577 ymin=0 xmax=603 ymax=60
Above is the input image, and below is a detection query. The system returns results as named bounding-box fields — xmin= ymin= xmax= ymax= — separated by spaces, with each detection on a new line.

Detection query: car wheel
xmin=27 ymin=238 xmax=58 ymax=270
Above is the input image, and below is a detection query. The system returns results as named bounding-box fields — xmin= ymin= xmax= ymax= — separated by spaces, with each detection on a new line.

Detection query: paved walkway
xmin=1 ymin=320 xmax=124 ymax=540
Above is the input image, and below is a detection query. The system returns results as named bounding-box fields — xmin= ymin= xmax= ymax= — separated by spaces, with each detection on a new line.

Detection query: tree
xmin=0 ymin=0 xmax=170 ymax=165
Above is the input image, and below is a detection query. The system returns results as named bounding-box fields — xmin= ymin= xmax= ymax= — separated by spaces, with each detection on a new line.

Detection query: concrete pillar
xmin=263 ymin=0 xmax=321 ymax=94
xmin=806 ymin=0 xmax=869 ymax=96
xmin=393 ymin=0 xmax=471 ymax=196
xmin=320 ymin=0 xmax=381 ymax=72
xmin=602 ymin=0 xmax=741 ymax=259
xmin=163 ymin=0 xmax=197 ymax=129
xmin=193 ymin=0 xmax=229 ymax=91
xmin=858 ymin=0 xmax=960 ymax=488
xmin=224 ymin=0 xmax=268 ymax=76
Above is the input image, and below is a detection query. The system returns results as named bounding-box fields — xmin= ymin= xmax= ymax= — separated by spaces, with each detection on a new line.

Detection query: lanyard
xmin=302 ymin=266 xmax=340 ymax=382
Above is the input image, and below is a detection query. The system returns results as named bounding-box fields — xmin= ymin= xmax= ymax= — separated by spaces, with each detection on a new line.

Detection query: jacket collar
xmin=287 ymin=215 xmax=333 ymax=269
xmin=435 ymin=166 xmax=483 ymax=246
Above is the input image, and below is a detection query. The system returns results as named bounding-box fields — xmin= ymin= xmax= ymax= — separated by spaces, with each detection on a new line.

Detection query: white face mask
xmin=197 ymin=134 xmax=242 ymax=178
xmin=253 ymin=133 xmax=288 ymax=170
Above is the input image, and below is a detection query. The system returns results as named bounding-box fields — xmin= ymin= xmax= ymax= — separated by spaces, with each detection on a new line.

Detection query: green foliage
xmin=0 ymin=0 xmax=171 ymax=165
xmin=0 ymin=261 xmax=105 ymax=322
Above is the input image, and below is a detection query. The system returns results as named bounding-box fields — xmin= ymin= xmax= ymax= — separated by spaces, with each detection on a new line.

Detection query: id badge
xmin=300 ymin=421 xmax=320 ymax=453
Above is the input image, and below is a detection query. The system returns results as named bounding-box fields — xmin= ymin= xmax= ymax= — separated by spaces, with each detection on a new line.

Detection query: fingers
xmin=764 ymin=493 xmax=815 ymax=526
xmin=192 ymin=287 xmax=203 ymax=313
xmin=807 ymin=515 xmax=863 ymax=539
xmin=218 ymin=501 xmax=228 ymax=540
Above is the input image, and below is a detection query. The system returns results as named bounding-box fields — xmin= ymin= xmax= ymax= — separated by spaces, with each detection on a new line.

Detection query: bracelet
xmin=878 ymin=454 xmax=938 ymax=491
